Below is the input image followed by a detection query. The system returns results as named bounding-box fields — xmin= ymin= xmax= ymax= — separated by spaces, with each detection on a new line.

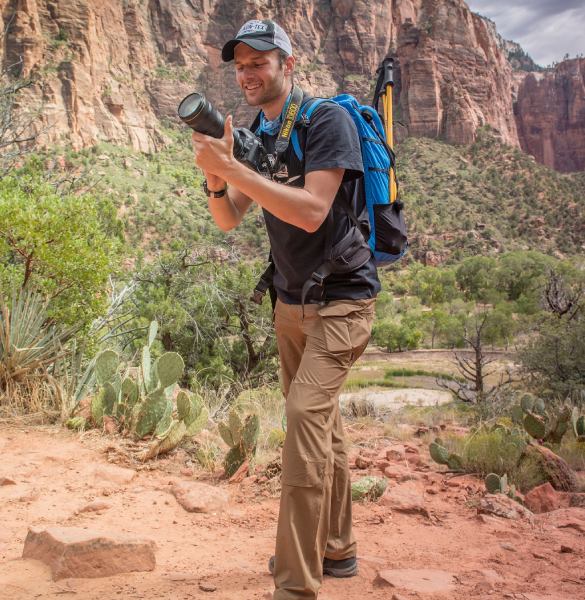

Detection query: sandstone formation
xmin=22 ymin=526 xmax=156 ymax=580
xmin=0 ymin=0 xmax=582 ymax=171
xmin=514 ymin=58 xmax=585 ymax=172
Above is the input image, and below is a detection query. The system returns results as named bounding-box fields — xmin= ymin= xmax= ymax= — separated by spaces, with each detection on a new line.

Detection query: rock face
xmin=0 ymin=0 xmax=581 ymax=171
xmin=22 ymin=526 xmax=156 ymax=580
xmin=514 ymin=58 xmax=585 ymax=172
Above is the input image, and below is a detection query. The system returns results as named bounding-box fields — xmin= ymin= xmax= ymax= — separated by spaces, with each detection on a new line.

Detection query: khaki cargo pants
xmin=272 ymin=297 xmax=376 ymax=600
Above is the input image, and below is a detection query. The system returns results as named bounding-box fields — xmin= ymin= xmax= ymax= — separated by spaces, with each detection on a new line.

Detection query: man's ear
xmin=284 ymin=54 xmax=295 ymax=78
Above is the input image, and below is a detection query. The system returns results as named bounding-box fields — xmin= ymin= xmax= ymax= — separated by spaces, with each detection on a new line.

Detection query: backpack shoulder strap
xmin=250 ymin=111 xmax=262 ymax=135
xmin=290 ymin=97 xmax=332 ymax=162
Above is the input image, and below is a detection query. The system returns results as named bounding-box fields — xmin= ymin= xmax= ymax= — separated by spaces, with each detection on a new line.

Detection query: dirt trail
xmin=0 ymin=426 xmax=583 ymax=600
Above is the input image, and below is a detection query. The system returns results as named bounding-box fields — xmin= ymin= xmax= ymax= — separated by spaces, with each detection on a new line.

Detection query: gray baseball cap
xmin=222 ymin=19 xmax=293 ymax=62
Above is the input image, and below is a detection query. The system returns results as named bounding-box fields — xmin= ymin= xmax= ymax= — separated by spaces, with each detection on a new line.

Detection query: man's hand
xmin=191 ymin=115 xmax=236 ymax=177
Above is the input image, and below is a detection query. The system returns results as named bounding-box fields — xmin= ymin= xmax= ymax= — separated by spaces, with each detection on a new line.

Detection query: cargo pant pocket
xmin=317 ymin=300 xmax=375 ymax=360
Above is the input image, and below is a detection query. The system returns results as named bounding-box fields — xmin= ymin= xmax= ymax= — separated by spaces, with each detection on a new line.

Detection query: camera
xmin=178 ymin=92 xmax=270 ymax=174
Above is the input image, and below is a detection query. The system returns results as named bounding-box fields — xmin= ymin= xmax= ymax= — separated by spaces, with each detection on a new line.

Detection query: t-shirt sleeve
xmin=303 ymin=103 xmax=364 ymax=182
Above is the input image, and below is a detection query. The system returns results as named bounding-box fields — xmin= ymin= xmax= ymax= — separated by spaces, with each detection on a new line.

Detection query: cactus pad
xmin=154 ymin=352 xmax=184 ymax=388
xmin=95 ymin=350 xmax=119 ymax=385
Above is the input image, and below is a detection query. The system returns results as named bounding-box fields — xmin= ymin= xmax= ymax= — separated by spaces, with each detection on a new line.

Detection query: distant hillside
xmin=57 ymin=126 xmax=584 ymax=267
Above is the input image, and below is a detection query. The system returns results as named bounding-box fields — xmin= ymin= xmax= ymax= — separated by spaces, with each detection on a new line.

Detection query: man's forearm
xmin=207 ymin=190 xmax=245 ymax=231
xmin=222 ymin=160 xmax=332 ymax=233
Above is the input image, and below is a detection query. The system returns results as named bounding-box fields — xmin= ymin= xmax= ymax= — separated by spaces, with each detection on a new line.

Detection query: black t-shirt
xmin=257 ymin=96 xmax=381 ymax=304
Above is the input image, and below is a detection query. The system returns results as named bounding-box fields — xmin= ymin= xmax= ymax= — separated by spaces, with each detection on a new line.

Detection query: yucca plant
xmin=0 ymin=288 xmax=77 ymax=419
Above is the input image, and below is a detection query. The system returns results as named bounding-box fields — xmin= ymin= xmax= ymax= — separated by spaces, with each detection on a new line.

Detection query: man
xmin=192 ymin=19 xmax=380 ymax=600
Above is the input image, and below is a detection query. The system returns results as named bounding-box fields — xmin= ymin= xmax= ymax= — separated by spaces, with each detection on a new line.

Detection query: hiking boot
xmin=323 ymin=556 xmax=358 ymax=577
xmin=268 ymin=555 xmax=358 ymax=578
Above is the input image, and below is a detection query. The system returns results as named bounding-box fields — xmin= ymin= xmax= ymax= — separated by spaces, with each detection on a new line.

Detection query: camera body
xmin=178 ymin=92 xmax=270 ymax=174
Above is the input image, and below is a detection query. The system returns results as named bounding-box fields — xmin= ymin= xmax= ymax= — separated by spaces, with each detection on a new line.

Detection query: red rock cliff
xmin=0 ymin=0 xmax=582 ymax=172
xmin=514 ymin=58 xmax=585 ymax=173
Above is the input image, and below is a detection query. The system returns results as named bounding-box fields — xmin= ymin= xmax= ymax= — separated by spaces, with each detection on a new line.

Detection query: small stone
xmin=532 ymin=551 xmax=547 ymax=559
xmin=171 ymin=481 xmax=229 ymax=513
xmin=376 ymin=568 xmax=455 ymax=593
xmin=199 ymin=583 xmax=217 ymax=592
xmin=94 ymin=464 xmax=136 ymax=485
xmin=478 ymin=494 xmax=533 ymax=520
xmin=386 ymin=447 xmax=405 ymax=462
xmin=355 ymin=456 xmax=374 ymax=469
xmin=76 ymin=500 xmax=111 ymax=514
xmin=0 ymin=477 xmax=16 ymax=486
xmin=22 ymin=526 xmax=155 ymax=580
xmin=560 ymin=545 xmax=574 ymax=553
xmin=500 ymin=542 xmax=516 ymax=552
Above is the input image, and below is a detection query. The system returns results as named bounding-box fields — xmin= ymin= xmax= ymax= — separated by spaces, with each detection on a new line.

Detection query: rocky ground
xmin=0 ymin=425 xmax=584 ymax=600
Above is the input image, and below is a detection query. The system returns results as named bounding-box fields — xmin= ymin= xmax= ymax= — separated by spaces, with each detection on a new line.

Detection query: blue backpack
xmin=290 ymin=94 xmax=408 ymax=265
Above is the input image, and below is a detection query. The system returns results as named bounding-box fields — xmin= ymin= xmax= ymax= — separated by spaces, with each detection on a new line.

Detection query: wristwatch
xmin=202 ymin=179 xmax=227 ymax=198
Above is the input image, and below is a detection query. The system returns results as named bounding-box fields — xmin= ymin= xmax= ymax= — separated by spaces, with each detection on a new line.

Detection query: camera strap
xmin=268 ymin=85 xmax=304 ymax=174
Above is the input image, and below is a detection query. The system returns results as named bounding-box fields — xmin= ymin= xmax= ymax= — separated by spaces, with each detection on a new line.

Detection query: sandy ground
xmin=0 ymin=425 xmax=584 ymax=600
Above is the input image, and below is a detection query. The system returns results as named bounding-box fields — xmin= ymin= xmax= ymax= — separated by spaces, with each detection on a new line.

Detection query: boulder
xmin=22 ymin=526 xmax=155 ymax=580
xmin=171 ymin=481 xmax=229 ymax=513
xmin=524 ymin=482 xmax=570 ymax=513
xmin=517 ymin=444 xmax=577 ymax=492
xmin=380 ymin=482 xmax=428 ymax=516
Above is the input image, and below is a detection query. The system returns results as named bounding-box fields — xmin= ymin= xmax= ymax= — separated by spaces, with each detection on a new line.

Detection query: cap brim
xmin=221 ymin=39 xmax=280 ymax=62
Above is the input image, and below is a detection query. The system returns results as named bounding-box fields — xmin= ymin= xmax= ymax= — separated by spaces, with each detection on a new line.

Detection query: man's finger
xmin=224 ymin=115 xmax=234 ymax=140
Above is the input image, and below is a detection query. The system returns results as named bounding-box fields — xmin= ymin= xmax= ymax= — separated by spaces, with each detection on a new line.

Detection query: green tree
xmin=0 ymin=174 xmax=122 ymax=327
xmin=455 ymin=256 xmax=499 ymax=302
xmin=133 ymin=247 xmax=278 ymax=397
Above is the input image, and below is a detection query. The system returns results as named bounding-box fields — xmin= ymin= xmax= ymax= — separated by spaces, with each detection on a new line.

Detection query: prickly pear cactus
xmin=95 ymin=350 xmax=119 ymax=385
xmin=219 ymin=409 xmax=260 ymax=477
xmin=351 ymin=476 xmax=387 ymax=501
xmin=515 ymin=395 xmax=573 ymax=446
xmin=428 ymin=440 xmax=464 ymax=472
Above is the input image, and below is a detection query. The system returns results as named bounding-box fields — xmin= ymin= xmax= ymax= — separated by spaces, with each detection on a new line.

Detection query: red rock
xmin=76 ymin=500 xmax=111 ymax=514
xmin=0 ymin=477 xmax=16 ymax=486
xmin=376 ymin=568 xmax=455 ymax=593
xmin=380 ymin=482 xmax=428 ymax=516
xmin=383 ymin=466 xmax=420 ymax=482
xmin=524 ymin=482 xmax=569 ymax=514
xmin=22 ymin=526 xmax=155 ymax=580
xmin=515 ymin=59 xmax=585 ymax=172
xmin=376 ymin=459 xmax=391 ymax=470
xmin=478 ymin=494 xmax=533 ymax=520
xmin=355 ymin=456 xmax=374 ymax=469
xmin=171 ymin=481 xmax=229 ymax=513
xmin=93 ymin=464 xmax=136 ymax=485
xmin=386 ymin=447 xmax=405 ymax=462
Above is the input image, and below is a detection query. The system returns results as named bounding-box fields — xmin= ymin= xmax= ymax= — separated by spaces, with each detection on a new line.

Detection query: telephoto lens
xmin=178 ymin=92 xmax=269 ymax=174
xmin=177 ymin=93 xmax=226 ymax=139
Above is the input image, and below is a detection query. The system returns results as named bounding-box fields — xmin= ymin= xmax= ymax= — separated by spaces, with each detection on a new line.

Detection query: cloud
xmin=466 ymin=0 xmax=585 ymax=65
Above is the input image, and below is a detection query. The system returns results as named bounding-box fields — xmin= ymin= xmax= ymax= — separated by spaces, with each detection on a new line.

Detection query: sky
xmin=465 ymin=0 xmax=585 ymax=66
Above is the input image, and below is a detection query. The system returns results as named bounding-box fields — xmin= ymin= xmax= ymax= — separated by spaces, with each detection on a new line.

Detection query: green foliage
xmin=0 ymin=172 xmax=121 ymax=328
xmin=132 ymin=249 xmax=278 ymax=396
xmin=462 ymin=425 xmax=527 ymax=478
xmin=0 ymin=288 xmax=77 ymax=418
xmin=520 ymin=311 xmax=585 ymax=396
xmin=219 ymin=408 xmax=260 ymax=477
xmin=351 ymin=476 xmax=387 ymax=501
xmin=397 ymin=130 xmax=585 ymax=262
